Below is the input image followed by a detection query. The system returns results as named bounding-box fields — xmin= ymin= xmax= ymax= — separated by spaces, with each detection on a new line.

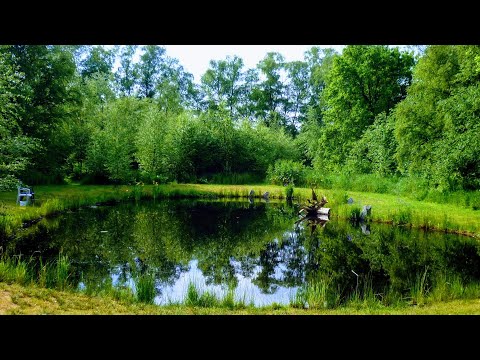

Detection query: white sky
xmin=162 ymin=45 xmax=345 ymax=83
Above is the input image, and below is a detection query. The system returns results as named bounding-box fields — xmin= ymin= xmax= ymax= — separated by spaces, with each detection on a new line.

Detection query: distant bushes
xmin=267 ymin=160 xmax=307 ymax=186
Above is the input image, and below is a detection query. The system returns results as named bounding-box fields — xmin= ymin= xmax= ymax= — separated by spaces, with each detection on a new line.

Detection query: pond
xmin=4 ymin=199 xmax=480 ymax=307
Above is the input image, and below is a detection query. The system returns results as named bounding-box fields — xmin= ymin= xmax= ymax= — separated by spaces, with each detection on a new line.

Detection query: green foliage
xmin=0 ymin=48 xmax=39 ymax=190
xmin=79 ymin=45 xmax=116 ymax=79
xmin=348 ymin=206 xmax=362 ymax=223
xmin=346 ymin=112 xmax=398 ymax=176
xmin=293 ymin=277 xmax=340 ymax=309
xmin=393 ymin=45 xmax=480 ymax=191
xmin=136 ymin=45 xmax=166 ymax=98
xmin=209 ymin=172 xmax=264 ymax=185
xmin=201 ymin=55 xmax=246 ymax=119
xmin=267 ymin=159 xmax=306 ymax=186
xmin=56 ymin=254 xmax=71 ymax=290
xmin=86 ymin=97 xmax=147 ymax=184
xmin=0 ymin=255 xmax=28 ymax=285
xmin=314 ymin=45 xmax=414 ymax=171
xmin=135 ymin=272 xmax=156 ymax=304
xmin=4 ymin=46 xmax=81 ymax=184
xmin=115 ymin=45 xmax=139 ymax=97
xmin=135 ymin=106 xmax=172 ymax=183
xmin=3 ymin=44 xmax=479 ymax=195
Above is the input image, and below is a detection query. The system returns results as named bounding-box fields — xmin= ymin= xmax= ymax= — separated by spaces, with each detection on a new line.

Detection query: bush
xmin=267 ymin=160 xmax=306 ymax=186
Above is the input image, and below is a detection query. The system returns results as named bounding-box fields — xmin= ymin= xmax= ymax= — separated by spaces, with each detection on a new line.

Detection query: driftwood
xmin=317 ymin=207 xmax=330 ymax=216
xmin=297 ymin=189 xmax=331 ymax=230
xmin=299 ymin=189 xmax=329 ymax=217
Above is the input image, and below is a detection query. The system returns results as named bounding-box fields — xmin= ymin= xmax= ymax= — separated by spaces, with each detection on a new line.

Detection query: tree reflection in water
xmin=5 ymin=199 xmax=480 ymax=306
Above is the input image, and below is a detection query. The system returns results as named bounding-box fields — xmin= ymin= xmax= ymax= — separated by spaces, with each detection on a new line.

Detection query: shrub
xmin=267 ymin=160 xmax=306 ymax=186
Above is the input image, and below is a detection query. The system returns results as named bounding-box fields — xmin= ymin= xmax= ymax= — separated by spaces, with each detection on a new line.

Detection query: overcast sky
xmin=163 ymin=45 xmax=345 ymax=83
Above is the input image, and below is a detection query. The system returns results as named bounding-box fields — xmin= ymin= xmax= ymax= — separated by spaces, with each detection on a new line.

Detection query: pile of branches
xmin=299 ymin=189 xmax=328 ymax=217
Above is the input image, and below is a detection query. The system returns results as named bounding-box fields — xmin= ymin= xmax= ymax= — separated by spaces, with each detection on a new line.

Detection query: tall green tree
xmin=251 ymin=52 xmax=287 ymax=130
xmin=3 ymin=45 xmax=81 ymax=183
xmin=136 ymin=45 xmax=166 ymax=99
xmin=284 ymin=60 xmax=309 ymax=133
xmin=156 ymin=57 xmax=197 ymax=115
xmin=0 ymin=48 xmax=37 ymax=189
xmin=115 ymin=45 xmax=139 ymax=97
xmin=238 ymin=68 xmax=260 ymax=121
xmin=394 ymin=45 xmax=480 ymax=190
xmin=316 ymin=45 xmax=414 ymax=171
xmin=86 ymin=97 xmax=147 ymax=184
xmin=200 ymin=55 xmax=245 ymax=119
xmin=79 ymin=45 xmax=116 ymax=79
xmin=135 ymin=105 xmax=172 ymax=182
xmin=303 ymin=46 xmax=337 ymax=121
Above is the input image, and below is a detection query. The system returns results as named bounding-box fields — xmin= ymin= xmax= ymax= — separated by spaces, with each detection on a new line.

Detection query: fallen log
xmin=317 ymin=208 xmax=330 ymax=216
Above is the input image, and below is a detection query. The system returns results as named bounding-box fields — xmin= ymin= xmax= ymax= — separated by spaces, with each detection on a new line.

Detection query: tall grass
xmin=292 ymin=277 xmax=341 ymax=309
xmin=0 ymin=252 xmax=71 ymax=290
xmin=135 ymin=272 xmax=156 ymax=304
xmin=0 ymin=255 xmax=28 ymax=285
xmin=184 ymin=282 xmax=219 ymax=307
xmin=428 ymin=272 xmax=480 ymax=302
xmin=408 ymin=267 xmax=430 ymax=306
xmin=56 ymin=254 xmax=71 ymax=290
xmin=182 ymin=281 xmax=250 ymax=309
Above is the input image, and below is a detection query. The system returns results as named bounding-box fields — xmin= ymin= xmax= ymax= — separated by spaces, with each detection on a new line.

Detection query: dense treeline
xmin=1 ymin=45 xmax=479 ymax=192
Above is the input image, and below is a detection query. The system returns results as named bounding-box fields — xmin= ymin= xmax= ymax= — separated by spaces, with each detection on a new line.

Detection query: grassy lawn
xmin=2 ymin=282 xmax=480 ymax=315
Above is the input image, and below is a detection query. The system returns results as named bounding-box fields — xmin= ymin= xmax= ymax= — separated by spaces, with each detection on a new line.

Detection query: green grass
xmin=3 ymin=278 xmax=480 ymax=314
xmin=135 ymin=272 xmax=156 ymax=304
xmin=182 ymin=281 xmax=250 ymax=309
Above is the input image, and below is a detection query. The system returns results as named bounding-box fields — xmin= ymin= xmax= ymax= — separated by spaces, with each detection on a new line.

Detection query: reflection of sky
xmin=157 ymin=260 xmax=297 ymax=307
xmin=106 ymin=259 xmax=297 ymax=307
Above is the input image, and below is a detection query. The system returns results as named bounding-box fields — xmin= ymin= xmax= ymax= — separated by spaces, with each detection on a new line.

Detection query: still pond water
xmin=6 ymin=199 xmax=480 ymax=306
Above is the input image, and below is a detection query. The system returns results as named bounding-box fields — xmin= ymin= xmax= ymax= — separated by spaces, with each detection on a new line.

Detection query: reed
xmin=184 ymin=281 xmax=219 ymax=307
xmin=0 ymin=255 xmax=28 ymax=285
xmin=293 ymin=277 xmax=341 ymax=309
xmin=408 ymin=267 xmax=430 ymax=306
xmin=56 ymin=254 xmax=71 ymax=290
xmin=135 ymin=272 xmax=156 ymax=304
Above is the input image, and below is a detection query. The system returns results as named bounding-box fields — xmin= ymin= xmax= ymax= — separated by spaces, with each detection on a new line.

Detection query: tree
xmin=136 ymin=45 xmax=166 ymax=98
xmin=86 ymin=97 xmax=147 ymax=184
xmin=79 ymin=45 xmax=115 ymax=79
xmin=251 ymin=52 xmax=288 ymax=130
xmin=200 ymin=55 xmax=245 ymax=119
xmin=0 ymin=48 xmax=37 ymax=190
xmin=115 ymin=45 xmax=139 ymax=97
xmin=393 ymin=45 xmax=480 ymax=190
xmin=303 ymin=46 xmax=337 ymax=122
xmin=3 ymin=45 xmax=80 ymax=183
xmin=316 ymin=45 xmax=414 ymax=171
xmin=284 ymin=60 xmax=309 ymax=134
xmin=156 ymin=57 xmax=197 ymax=115
xmin=346 ymin=112 xmax=398 ymax=176
xmin=135 ymin=105 xmax=172 ymax=182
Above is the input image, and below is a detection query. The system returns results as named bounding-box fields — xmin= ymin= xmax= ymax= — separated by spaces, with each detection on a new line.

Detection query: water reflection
xmin=3 ymin=199 xmax=480 ymax=307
